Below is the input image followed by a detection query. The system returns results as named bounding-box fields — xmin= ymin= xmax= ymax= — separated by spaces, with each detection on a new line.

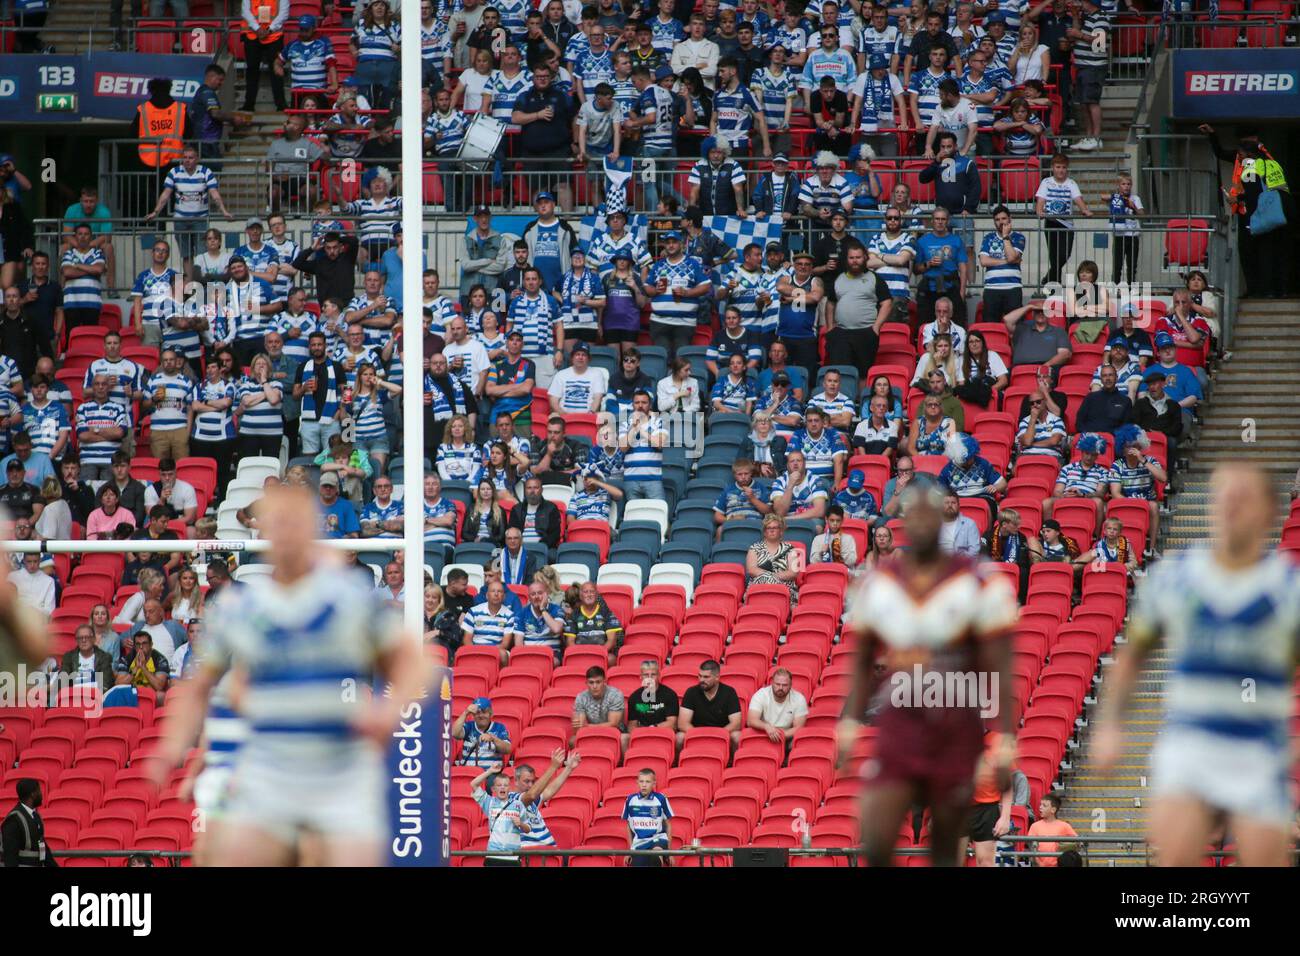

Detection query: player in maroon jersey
xmin=838 ymin=483 xmax=1018 ymax=866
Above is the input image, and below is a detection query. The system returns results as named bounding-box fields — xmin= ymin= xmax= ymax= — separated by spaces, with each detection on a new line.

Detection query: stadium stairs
xmin=1059 ymin=298 xmax=1300 ymax=861
xmin=36 ymin=0 xmax=115 ymax=54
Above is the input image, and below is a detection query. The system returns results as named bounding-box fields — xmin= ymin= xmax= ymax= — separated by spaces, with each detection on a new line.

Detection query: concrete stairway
xmin=37 ymin=0 xmax=116 ymax=54
xmin=1056 ymin=298 xmax=1300 ymax=862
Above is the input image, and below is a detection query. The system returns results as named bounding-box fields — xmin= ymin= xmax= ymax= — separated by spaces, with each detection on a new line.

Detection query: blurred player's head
xmin=1212 ymin=462 xmax=1276 ymax=560
xmin=900 ymin=483 xmax=945 ymax=558
xmin=260 ymin=483 xmax=319 ymax=572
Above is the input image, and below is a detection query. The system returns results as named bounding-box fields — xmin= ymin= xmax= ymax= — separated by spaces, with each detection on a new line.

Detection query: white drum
xmin=459 ymin=114 xmax=506 ymax=169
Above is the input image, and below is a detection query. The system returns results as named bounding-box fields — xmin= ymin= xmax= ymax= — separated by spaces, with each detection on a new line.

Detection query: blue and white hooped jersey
xmin=1016 ymin=413 xmax=1066 ymax=456
xmin=1129 ymin=550 xmax=1300 ymax=751
xmin=348 ymin=389 xmax=388 ymax=442
xmin=807 ymin=390 xmax=855 ymax=423
xmin=796 ymin=173 xmax=851 ymax=215
xmin=767 ymin=23 xmax=809 ymax=57
xmin=635 ymin=84 xmax=676 ymax=151
xmin=344 ymin=197 xmax=403 ymax=245
xmin=711 ymin=375 xmax=756 ymax=412
xmin=281 ymin=37 xmax=335 ymax=89
xmin=493 ymin=0 xmax=529 ymax=39
xmin=145 ymin=372 xmax=193 ymax=431
xmin=649 ymin=15 xmax=685 ymax=54
xmin=858 ymin=24 xmax=898 ymax=61
xmin=75 ymin=403 xmax=128 ymax=461
xmin=567 ymin=488 xmax=611 ymax=522
xmin=353 ymin=21 xmax=401 ymax=61
xmin=61 ymin=247 xmax=106 ymax=310
xmin=1108 ymin=457 xmax=1158 ymax=500
xmin=437 ymin=441 xmax=481 ymax=481
xmin=423 ymin=495 xmax=457 ymax=546
xmin=588 ymin=230 xmax=652 ymax=274
xmin=755 ymin=391 xmax=803 ymax=439
xmin=833 ymin=488 xmax=879 ymax=520
xmin=84 ymin=357 xmax=142 ymax=414
xmin=163 ymin=163 xmax=218 ymax=217
xmin=611 ymin=77 xmax=638 ymax=121
xmin=573 ymin=48 xmax=615 ymax=98
xmin=426 ymin=109 xmax=469 ymax=156
xmin=233 ymin=241 xmax=280 ymax=281
xmin=869 ymin=230 xmax=915 ymax=298
xmin=21 ymin=399 xmax=68 ymax=456
xmin=473 ymin=788 xmax=525 ymax=852
xmin=958 ymin=71 xmax=999 ymax=128
xmin=485 ymin=68 xmax=533 ymax=129
xmin=647 ymin=255 xmax=711 ymax=328
xmin=508 ymin=293 xmax=557 ymax=357
xmin=751 ymin=68 xmax=797 ymax=129
xmin=980 ymin=231 xmax=1025 ymax=290
xmin=272 ymin=313 xmax=320 ymax=364
xmin=800 ymin=48 xmax=857 ymax=91
xmin=266 ymin=237 xmax=300 ymax=302
xmin=769 ymin=472 xmax=828 ymax=512
xmin=203 ymin=675 xmax=248 ymax=772
xmin=131 ymin=266 xmax=180 ymax=334
xmin=714 ymin=481 xmax=764 ymax=521
xmin=202 ymin=569 xmax=403 ymax=769
xmin=623 ymin=790 xmax=673 ymax=849
xmin=192 ymin=380 xmax=236 ymax=441
xmin=713 ymin=84 xmax=762 ymax=149
xmin=786 ymin=427 xmax=848 ymax=483
xmin=723 ymin=264 xmax=772 ymax=334
xmin=360 ymin=496 xmax=403 ymax=535
xmin=1036 ymin=177 xmax=1082 ymax=224
xmin=621 ymin=414 xmax=665 ymax=481
xmin=462 ymin=603 xmax=516 ymax=646
xmin=908 ymin=68 xmax=954 ymax=128
xmin=236 ymin=378 xmax=284 ymax=435
xmin=420 ymin=20 xmax=452 ymax=66
xmin=1056 ymin=460 xmax=1110 ymax=496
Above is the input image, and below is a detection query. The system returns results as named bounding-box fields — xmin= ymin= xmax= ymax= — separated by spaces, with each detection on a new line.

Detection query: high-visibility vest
xmin=1228 ymin=149 xmax=1289 ymax=215
xmin=243 ymin=0 xmax=284 ymax=42
xmin=3 ymin=807 xmax=45 ymax=866
xmin=137 ymin=100 xmax=185 ymax=168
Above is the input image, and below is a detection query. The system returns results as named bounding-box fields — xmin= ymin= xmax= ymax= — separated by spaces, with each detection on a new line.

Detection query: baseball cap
xmin=473 ymin=696 xmax=493 ymax=710
xmin=1105 ymin=336 xmax=1129 ymax=350
xmin=654 ymin=64 xmax=675 ymax=82
xmin=0 ymin=154 xmax=13 ymax=166
xmin=771 ymin=371 xmax=791 ymax=386
xmin=1041 ymin=518 xmax=1062 ymax=533
xmin=769 ymin=42 xmax=789 ymax=54
xmin=661 ymin=230 xmax=682 ymax=241
xmin=765 ymin=241 xmax=784 ymax=252
xmin=472 ymin=204 xmax=492 ymax=217
xmin=534 ymin=190 xmax=556 ymax=204
xmin=612 ymin=249 xmax=634 ymax=262
xmin=5 ymin=459 xmax=22 ymax=472
xmin=1143 ymin=368 xmax=1167 ymax=382
xmin=1154 ymin=331 xmax=1176 ymax=349
xmin=506 ymin=329 xmax=524 ymax=340
xmin=772 ymin=152 xmax=789 ymax=164
xmin=245 ymin=216 xmax=263 ymax=229
xmin=847 ymin=470 xmax=865 ymax=490
xmin=986 ymin=11 xmax=1006 ymax=22
xmin=298 ymin=14 xmax=317 ymax=28
xmin=319 ymin=472 xmax=340 ymax=486
xmin=571 ymin=341 xmax=591 ymax=355
xmin=869 ymin=54 xmax=889 ymax=70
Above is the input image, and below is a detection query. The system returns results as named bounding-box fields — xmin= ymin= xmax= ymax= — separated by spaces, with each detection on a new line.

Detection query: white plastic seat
xmin=235 ymin=456 xmax=282 ymax=483
xmin=215 ymin=502 xmax=251 ymax=541
xmin=232 ymin=563 xmax=273 ymax=582
xmin=221 ymin=479 xmax=265 ymax=512
xmin=542 ymin=484 xmax=574 ymax=508
xmin=648 ymin=563 xmax=695 ymax=603
xmin=622 ymin=499 xmax=668 ymax=540
xmin=441 ymin=562 xmax=485 ymax=590
xmin=551 ymin=563 xmax=592 ymax=588
xmin=596 ymin=563 xmax=643 ymax=603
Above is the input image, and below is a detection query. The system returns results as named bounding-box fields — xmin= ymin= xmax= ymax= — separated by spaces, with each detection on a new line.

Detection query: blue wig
xmin=1113 ymin=424 xmax=1149 ymax=451
xmin=1076 ymin=433 xmax=1107 ymax=456
xmin=945 ymin=432 xmax=980 ymax=466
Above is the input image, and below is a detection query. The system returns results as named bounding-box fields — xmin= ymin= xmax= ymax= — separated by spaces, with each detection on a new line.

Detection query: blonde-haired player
xmin=154 ymin=483 xmax=428 ymax=866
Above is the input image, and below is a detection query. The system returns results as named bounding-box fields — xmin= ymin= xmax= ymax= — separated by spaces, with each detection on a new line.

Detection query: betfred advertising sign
xmin=0 ymin=52 xmax=209 ymax=123
xmin=1173 ymin=50 xmax=1300 ymax=119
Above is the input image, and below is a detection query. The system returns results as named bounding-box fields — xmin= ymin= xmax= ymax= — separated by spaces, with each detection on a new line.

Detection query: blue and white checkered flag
xmin=704 ymin=215 xmax=784 ymax=253
xmin=603 ymin=155 xmax=634 ymax=214
xmin=1208 ymin=0 xmax=1219 ymax=20
xmin=578 ymin=204 xmax=649 ymax=253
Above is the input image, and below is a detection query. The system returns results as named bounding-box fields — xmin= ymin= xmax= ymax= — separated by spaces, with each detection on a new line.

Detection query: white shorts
xmin=1151 ymin=727 xmax=1294 ymax=828
xmin=193 ymin=766 xmax=234 ymax=820
xmin=222 ymin=752 xmax=388 ymax=846
xmin=531 ymin=354 xmax=556 ymax=390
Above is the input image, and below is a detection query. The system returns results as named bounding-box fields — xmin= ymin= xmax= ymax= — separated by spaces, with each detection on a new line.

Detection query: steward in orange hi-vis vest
xmin=137 ymin=99 xmax=185 ymax=168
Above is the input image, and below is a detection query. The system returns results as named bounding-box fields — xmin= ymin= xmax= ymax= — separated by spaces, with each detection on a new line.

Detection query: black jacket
xmin=0 ymin=310 xmax=52 ymax=381
xmin=292 ymin=235 xmax=360 ymax=305
xmin=1133 ymin=395 xmax=1184 ymax=440
xmin=507 ymin=498 xmax=562 ymax=551
xmin=460 ymin=505 xmax=509 ymax=548
xmin=2 ymin=804 xmax=58 ymax=867
xmin=59 ymin=647 xmax=116 ymax=685
xmin=113 ymin=478 xmax=149 ymax=527
xmin=1074 ymin=388 xmax=1133 ymax=435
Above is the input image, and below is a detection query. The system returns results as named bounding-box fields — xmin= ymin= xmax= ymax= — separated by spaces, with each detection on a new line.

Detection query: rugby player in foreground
xmin=839 ymin=484 xmax=1019 ymax=866
xmin=154 ymin=483 xmax=429 ymax=866
xmin=1094 ymin=462 xmax=1298 ymax=867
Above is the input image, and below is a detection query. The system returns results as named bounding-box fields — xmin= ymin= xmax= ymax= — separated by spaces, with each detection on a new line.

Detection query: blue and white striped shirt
xmin=751 ymin=67 xmax=798 ymax=129
xmin=908 ymin=68 xmax=954 ymax=128
xmin=485 ymin=68 xmax=533 ymax=129
xmin=61 ymin=247 xmax=106 ymax=310
xmin=635 ymin=84 xmax=675 ymax=151
xmin=192 ymin=380 xmax=236 ymax=441
xmin=463 ymin=602 xmax=517 ymax=646
xmin=353 ymin=21 xmax=401 ymax=60
xmin=1016 ymin=413 xmax=1066 ymax=456
xmin=647 ymin=255 xmax=711 ymax=328
xmin=787 ymin=427 xmax=848 ymax=483
xmin=425 ymin=109 xmax=469 ymax=156
xmin=74 ymin=401 xmax=128 ymax=465
xmin=980 ymin=231 xmax=1025 ymax=290
xmin=272 ymin=312 xmax=320 ymax=364
xmin=507 ymin=293 xmax=558 ymax=358
xmin=423 ymin=496 xmax=457 ymax=546
xmin=84 ymin=358 xmax=142 ymax=414
xmin=281 ymin=37 xmax=335 ymax=89
xmin=344 ymin=197 xmax=403 ymax=245
xmin=869 ymin=230 xmax=914 ymax=299
xmin=621 ymin=414 xmax=665 ymax=480
xmin=163 ymin=163 xmax=218 ymax=218
xmin=21 ymin=399 xmax=68 ymax=457
xmin=623 ymin=790 xmax=673 ymax=850
xmin=236 ymin=378 xmax=284 ymax=436
xmin=145 ymin=372 xmax=193 ymax=432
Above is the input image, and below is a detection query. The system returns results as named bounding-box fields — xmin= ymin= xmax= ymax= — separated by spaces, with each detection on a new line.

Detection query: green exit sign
xmin=38 ymin=93 xmax=77 ymax=111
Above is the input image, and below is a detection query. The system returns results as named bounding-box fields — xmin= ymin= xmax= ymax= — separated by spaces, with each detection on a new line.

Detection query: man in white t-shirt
xmin=142 ymin=457 xmax=200 ymax=528
xmin=442 ymin=315 xmax=492 ymax=400
xmin=925 ymin=80 xmax=978 ymax=157
xmin=548 ymin=342 xmax=609 ymax=414
xmin=746 ymin=668 xmax=808 ymax=746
